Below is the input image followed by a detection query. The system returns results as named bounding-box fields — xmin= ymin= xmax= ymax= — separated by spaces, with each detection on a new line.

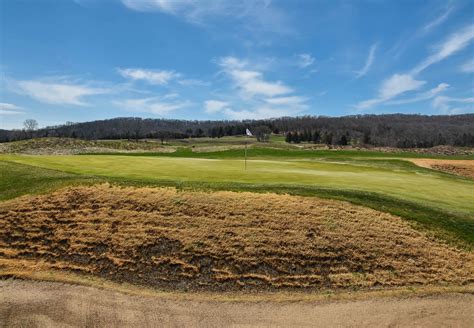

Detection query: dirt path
xmin=1 ymin=280 xmax=473 ymax=327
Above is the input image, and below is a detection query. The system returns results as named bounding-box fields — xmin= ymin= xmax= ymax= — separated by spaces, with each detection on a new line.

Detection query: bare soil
xmin=0 ymin=185 xmax=472 ymax=292
xmin=0 ymin=280 xmax=473 ymax=327
xmin=410 ymin=159 xmax=474 ymax=179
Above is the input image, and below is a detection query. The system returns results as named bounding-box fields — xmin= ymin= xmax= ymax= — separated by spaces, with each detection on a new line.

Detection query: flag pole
xmin=244 ymin=140 xmax=247 ymax=170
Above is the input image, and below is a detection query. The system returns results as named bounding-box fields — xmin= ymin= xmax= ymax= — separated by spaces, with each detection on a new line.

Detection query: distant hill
xmin=2 ymin=114 xmax=473 ymax=148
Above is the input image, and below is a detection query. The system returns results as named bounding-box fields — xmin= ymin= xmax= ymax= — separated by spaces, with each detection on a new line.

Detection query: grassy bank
xmin=1 ymin=159 xmax=472 ymax=247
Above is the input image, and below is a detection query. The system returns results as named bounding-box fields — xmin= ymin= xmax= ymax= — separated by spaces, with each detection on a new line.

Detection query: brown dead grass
xmin=410 ymin=159 xmax=474 ymax=179
xmin=0 ymin=185 xmax=472 ymax=292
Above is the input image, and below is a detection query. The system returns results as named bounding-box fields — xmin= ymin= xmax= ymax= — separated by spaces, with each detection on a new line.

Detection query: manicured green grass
xmin=1 ymin=159 xmax=473 ymax=248
xmin=0 ymin=161 xmax=100 ymax=201
xmin=2 ymin=154 xmax=473 ymax=215
xmin=83 ymin=146 xmax=474 ymax=160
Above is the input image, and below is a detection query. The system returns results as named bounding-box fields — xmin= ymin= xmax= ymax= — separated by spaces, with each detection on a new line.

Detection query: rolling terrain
xmin=0 ymin=137 xmax=473 ymax=326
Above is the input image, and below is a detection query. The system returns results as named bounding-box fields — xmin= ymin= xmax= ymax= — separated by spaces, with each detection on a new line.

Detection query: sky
xmin=0 ymin=0 xmax=473 ymax=129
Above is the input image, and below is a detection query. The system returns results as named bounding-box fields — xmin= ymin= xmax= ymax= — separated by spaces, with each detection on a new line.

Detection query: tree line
xmin=1 ymin=114 xmax=473 ymax=148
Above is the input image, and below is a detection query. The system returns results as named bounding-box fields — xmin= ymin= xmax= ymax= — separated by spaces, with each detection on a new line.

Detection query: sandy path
xmin=1 ymin=280 xmax=473 ymax=327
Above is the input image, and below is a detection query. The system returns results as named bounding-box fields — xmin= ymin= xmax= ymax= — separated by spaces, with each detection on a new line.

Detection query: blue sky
xmin=1 ymin=0 xmax=473 ymax=129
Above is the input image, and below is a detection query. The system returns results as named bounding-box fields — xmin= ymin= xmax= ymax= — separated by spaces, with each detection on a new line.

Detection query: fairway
xmin=2 ymin=154 xmax=473 ymax=217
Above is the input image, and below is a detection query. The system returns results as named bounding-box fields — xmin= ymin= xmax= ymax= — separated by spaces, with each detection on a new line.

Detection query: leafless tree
xmin=23 ymin=119 xmax=38 ymax=138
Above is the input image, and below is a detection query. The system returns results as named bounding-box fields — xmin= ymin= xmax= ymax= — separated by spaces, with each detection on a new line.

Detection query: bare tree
xmin=23 ymin=119 xmax=38 ymax=139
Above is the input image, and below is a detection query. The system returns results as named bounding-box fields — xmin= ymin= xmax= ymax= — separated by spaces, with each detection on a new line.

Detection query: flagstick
xmin=244 ymin=140 xmax=247 ymax=170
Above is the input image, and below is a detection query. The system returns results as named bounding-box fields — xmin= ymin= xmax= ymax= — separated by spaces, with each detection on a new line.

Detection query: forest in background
xmin=1 ymin=114 xmax=473 ymax=148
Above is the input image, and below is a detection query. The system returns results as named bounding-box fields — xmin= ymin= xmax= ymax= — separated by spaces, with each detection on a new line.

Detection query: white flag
xmin=246 ymin=128 xmax=253 ymax=136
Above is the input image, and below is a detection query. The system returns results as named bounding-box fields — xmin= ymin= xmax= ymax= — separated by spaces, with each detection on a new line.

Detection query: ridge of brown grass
xmin=0 ymin=185 xmax=472 ymax=292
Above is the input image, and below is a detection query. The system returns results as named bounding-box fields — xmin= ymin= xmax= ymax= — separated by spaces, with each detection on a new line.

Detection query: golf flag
xmin=246 ymin=128 xmax=253 ymax=136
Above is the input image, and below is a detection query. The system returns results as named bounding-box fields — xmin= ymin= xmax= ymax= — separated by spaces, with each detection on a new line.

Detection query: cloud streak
xmin=460 ymin=59 xmax=474 ymax=73
xmin=387 ymin=83 xmax=449 ymax=105
xmin=432 ymin=96 xmax=474 ymax=114
xmin=204 ymin=100 xmax=229 ymax=114
xmin=116 ymin=96 xmax=190 ymax=116
xmin=411 ymin=24 xmax=474 ymax=75
xmin=118 ymin=68 xmax=180 ymax=85
xmin=355 ymin=74 xmax=426 ymax=110
xmin=355 ymin=44 xmax=377 ymax=78
xmin=121 ymin=0 xmax=291 ymax=35
xmin=12 ymin=80 xmax=108 ymax=106
xmin=218 ymin=56 xmax=293 ymax=97
xmin=296 ymin=53 xmax=315 ymax=68
xmin=212 ymin=56 xmax=309 ymax=119
xmin=421 ymin=4 xmax=454 ymax=34
xmin=0 ymin=102 xmax=25 ymax=115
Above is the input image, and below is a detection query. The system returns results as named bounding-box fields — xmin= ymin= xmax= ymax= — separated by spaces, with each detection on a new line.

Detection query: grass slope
xmin=2 ymin=154 xmax=473 ymax=215
xmin=1 ymin=185 xmax=471 ymax=291
xmin=83 ymin=147 xmax=474 ymax=160
xmin=1 ymin=157 xmax=473 ymax=247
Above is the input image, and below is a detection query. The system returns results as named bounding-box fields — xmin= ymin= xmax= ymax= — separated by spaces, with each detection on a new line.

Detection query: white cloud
xmin=118 ymin=68 xmax=180 ymax=85
xmin=296 ymin=53 xmax=315 ymax=68
xmin=121 ymin=0 xmax=290 ymax=35
xmin=356 ymin=74 xmax=426 ymax=109
xmin=13 ymin=80 xmax=108 ymax=106
xmin=432 ymin=96 xmax=474 ymax=114
xmin=178 ymin=79 xmax=210 ymax=87
xmin=223 ymin=106 xmax=294 ymax=120
xmin=379 ymin=74 xmax=425 ymax=100
xmin=355 ymin=44 xmax=377 ymax=78
xmin=115 ymin=96 xmax=190 ymax=115
xmin=421 ymin=5 xmax=454 ymax=34
xmin=460 ymin=59 xmax=474 ymax=73
xmin=387 ymin=83 xmax=449 ymax=105
xmin=218 ymin=56 xmax=293 ymax=97
xmin=264 ymin=95 xmax=308 ymax=108
xmin=204 ymin=100 xmax=229 ymax=114
xmin=411 ymin=24 xmax=474 ymax=75
xmin=0 ymin=102 xmax=23 ymax=111
xmin=0 ymin=103 xmax=24 ymax=115
xmin=214 ymin=56 xmax=309 ymax=119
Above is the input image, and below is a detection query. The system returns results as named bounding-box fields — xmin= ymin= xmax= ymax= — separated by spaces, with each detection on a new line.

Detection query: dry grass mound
xmin=0 ymin=185 xmax=472 ymax=291
xmin=411 ymin=159 xmax=474 ymax=179
xmin=0 ymin=137 xmax=173 ymax=155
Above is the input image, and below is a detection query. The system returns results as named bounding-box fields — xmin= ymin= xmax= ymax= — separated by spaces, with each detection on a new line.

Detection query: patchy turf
xmin=0 ymin=185 xmax=472 ymax=292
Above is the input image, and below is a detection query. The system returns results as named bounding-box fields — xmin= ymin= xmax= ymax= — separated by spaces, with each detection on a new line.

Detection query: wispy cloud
xmin=387 ymin=83 xmax=449 ymax=105
xmin=355 ymin=74 xmax=426 ymax=110
xmin=204 ymin=100 xmax=229 ymax=114
xmin=432 ymin=96 xmax=474 ymax=114
xmin=296 ymin=53 xmax=315 ymax=68
xmin=178 ymin=79 xmax=210 ymax=87
xmin=356 ymin=24 xmax=474 ymax=110
xmin=118 ymin=68 xmax=180 ymax=85
xmin=12 ymin=79 xmax=109 ymax=106
xmin=411 ymin=24 xmax=474 ymax=75
xmin=421 ymin=4 xmax=454 ymax=34
xmin=460 ymin=59 xmax=474 ymax=73
xmin=213 ymin=56 xmax=309 ymax=119
xmin=0 ymin=102 xmax=25 ymax=115
xmin=218 ymin=56 xmax=293 ymax=97
xmin=223 ymin=106 xmax=294 ymax=120
xmin=115 ymin=96 xmax=190 ymax=116
xmin=355 ymin=44 xmax=377 ymax=78
xmin=121 ymin=0 xmax=291 ymax=34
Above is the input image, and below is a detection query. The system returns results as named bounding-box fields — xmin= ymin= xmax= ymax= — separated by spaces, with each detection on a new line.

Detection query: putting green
xmin=2 ymin=154 xmax=473 ymax=216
